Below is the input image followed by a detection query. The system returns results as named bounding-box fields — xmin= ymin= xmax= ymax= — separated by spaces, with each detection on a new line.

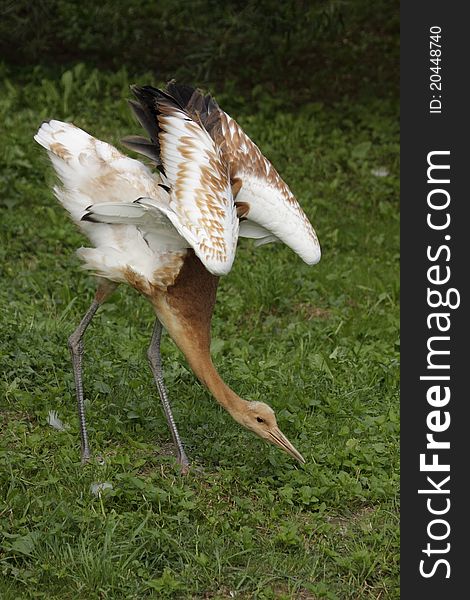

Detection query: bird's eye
xmin=256 ymin=417 xmax=264 ymax=423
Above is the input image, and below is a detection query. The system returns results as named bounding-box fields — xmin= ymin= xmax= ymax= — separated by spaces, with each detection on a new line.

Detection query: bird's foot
xmin=81 ymin=450 xmax=105 ymax=466
xmin=177 ymin=451 xmax=190 ymax=475
xmin=81 ymin=449 xmax=91 ymax=465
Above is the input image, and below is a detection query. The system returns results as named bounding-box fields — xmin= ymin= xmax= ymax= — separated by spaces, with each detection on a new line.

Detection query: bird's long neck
xmin=184 ymin=347 xmax=247 ymax=417
xmin=155 ymin=306 xmax=249 ymax=423
xmin=151 ymin=252 xmax=248 ymax=423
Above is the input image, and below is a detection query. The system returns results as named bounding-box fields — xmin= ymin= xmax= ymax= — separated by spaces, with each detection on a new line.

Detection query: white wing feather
xmin=218 ymin=112 xmax=321 ymax=265
xmin=156 ymin=98 xmax=238 ymax=276
xmin=34 ymin=120 xmax=188 ymax=284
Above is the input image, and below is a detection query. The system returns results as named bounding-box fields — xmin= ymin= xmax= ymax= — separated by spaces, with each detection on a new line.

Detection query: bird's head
xmin=235 ymin=400 xmax=305 ymax=464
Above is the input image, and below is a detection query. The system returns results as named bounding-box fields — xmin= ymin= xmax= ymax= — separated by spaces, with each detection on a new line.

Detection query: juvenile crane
xmin=34 ymin=83 xmax=321 ymax=471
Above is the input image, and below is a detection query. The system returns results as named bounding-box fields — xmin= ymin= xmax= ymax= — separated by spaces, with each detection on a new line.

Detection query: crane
xmin=34 ymin=82 xmax=321 ymax=471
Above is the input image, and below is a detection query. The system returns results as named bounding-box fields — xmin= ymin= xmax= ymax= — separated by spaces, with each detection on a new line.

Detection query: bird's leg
xmin=68 ymin=280 xmax=117 ymax=464
xmin=147 ymin=318 xmax=190 ymax=473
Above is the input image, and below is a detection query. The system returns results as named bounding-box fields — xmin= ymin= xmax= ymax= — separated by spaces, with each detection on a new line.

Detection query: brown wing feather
xmin=124 ymin=82 xmax=320 ymax=264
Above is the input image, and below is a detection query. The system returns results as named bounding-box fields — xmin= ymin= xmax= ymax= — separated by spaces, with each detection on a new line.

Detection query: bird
xmin=34 ymin=82 xmax=321 ymax=472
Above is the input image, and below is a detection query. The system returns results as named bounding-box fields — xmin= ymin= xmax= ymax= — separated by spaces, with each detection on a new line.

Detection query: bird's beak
xmin=268 ymin=427 xmax=305 ymax=464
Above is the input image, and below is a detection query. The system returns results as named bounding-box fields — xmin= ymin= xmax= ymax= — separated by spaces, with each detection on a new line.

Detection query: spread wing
xmin=214 ymin=111 xmax=320 ymax=265
xmin=162 ymin=82 xmax=321 ymax=265
xmin=127 ymin=86 xmax=239 ymax=276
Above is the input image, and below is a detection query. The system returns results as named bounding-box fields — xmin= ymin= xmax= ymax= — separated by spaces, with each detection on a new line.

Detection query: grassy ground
xmin=0 ymin=66 xmax=399 ymax=598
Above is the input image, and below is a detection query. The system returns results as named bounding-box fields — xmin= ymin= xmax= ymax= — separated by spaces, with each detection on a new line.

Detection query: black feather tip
xmin=81 ymin=212 xmax=98 ymax=223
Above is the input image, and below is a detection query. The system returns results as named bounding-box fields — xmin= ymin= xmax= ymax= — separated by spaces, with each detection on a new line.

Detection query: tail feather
xmin=126 ymin=86 xmax=170 ymax=169
xmin=127 ymin=98 xmax=160 ymax=146
xmin=120 ymin=134 xmax=161 ymax=164
xmin=128 ymin=87 xmax=164 ymax=142
xmin=165 ymin=81 xmax=221 ymax=136
xmin=76 ymin=246 xmax=130 ymax=282
xmin=165 ymin=81 xmax=196 ymax=109
xmin=125 ymin=82 xmax=223 ymax=167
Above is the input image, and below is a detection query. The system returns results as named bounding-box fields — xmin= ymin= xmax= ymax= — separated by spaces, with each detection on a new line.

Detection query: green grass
xmin=0 ymin=65 xmax=399 ymax=599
